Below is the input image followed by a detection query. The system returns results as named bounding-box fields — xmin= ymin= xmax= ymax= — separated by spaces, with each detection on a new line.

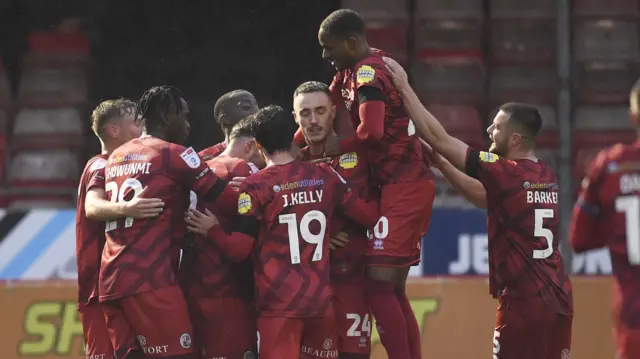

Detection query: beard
xmin=489 ymin=141 xmax=508 ymax=157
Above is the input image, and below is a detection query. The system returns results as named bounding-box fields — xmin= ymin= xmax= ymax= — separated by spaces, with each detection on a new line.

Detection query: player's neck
xmin=508 ymin=149 xmax=537 ymax=162
xmin=100 ymin=140 xmax=118 ymax=155
xmin=222 ymin=143 xmax=247 ymax=162
xmin=266 ymin=152 xmax=295 ymax=167
xmin=142 ymin=128 xmax=167 ymax=141
xmin=222 ymin=128 xmax=232 ymax=144
xmin=308 ymin=142 xmax=324 ymax=157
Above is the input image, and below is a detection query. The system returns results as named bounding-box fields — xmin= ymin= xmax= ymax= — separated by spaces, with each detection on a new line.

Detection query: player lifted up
xmin=569 ymin=79 xmax=640 ymax=359
xmin=199 ymin=89 xmax=259 ymax=159
xmin=182 ymin=117 xmax=262 ymax=359
xmin=187 ymin=105 xmax=380 ymax=359
xmin=77 ymin=99 xmax=163 ymax=359
xmin=305 ymin=9 xmax=435 ymax=359
xmin=99 ymin=86 xmax=237 ymax=359
xmin=294 ymin=81 xmax=376 ymax=359
xmin=383 ymin=57 xmax=573 ymax=359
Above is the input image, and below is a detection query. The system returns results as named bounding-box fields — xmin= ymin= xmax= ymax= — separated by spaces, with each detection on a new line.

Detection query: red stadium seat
xmin=428 ymin=104 xmax=486 ymax=148
xmin=13 ymin=108 xmax=84 ymax=150
xmin=8 ymin=149 xmax=79 ymax=188
xmin=412 ymin=56 xmax=485 ymax=104
xmin=574 ymin=106 xmax=631 ymax=131
xmin=573 ymin=0 xmax=640 ymax=19
xmin=415 ymin=0 xmax=483 ymax=20
xmin=574 ymin=62 xmax=638 ymax=105
xmin=25 ymin=31 xmax=90 ymax=66
xmin=366 ymin=23 xmax=408 ymax=62
xmin=573 ymin=20 xmax=640 ymax=62
xmin=341 ymin=0 xmax=407 ymax=20
xmin=415 ymin=20 xmax=483 ymax=58
xmin=573 ymin=130 xmax=636 ymax=148
xmin=490 ymin=0 xmax=556 ymax=19
xmin=489 ymin=65 xmax=556 ymax=104
xmin=490 ymin=20 xmax=556 ymax=64
xmin=18 ymin=68 xmax=87 ymax=107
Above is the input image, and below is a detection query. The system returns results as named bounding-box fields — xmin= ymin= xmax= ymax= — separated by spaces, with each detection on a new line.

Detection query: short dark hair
xmin=320 ymin=9 xmax=365 ymax=39
xmin=293 ymin=81 xmax=331 ymax=99
xmin=136 ymin=86 xmax=185 ymax=131
xmin=213 ymin=89 xmax=253 ymax=125
xmin=91 ymin=99 xmax=136 ymax=136
xmin=252 ymin=105 xmax=297 ymax=154
xmin=499 ymin=102 xmax=543 ymax=144
xmin=229 ymin=116 xmax=257 ymax=140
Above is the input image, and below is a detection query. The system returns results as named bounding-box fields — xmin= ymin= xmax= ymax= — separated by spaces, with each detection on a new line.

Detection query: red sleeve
xmin=330 ymin=167 xmax=380 ymax=228
xmin=207 ymin=225 xmax=254 ymax=261
xmin=231 ymin=161 xmax=253 ymax=178
xmin=356 ymin=100 xmax=385 ymax=142
xmin=464 ymin=147 xmax=509 ymax=196
xmin=569 ymin=150 xmax=608 ymax=252
xmin=86 ymin=158 xmax=107 ymax=192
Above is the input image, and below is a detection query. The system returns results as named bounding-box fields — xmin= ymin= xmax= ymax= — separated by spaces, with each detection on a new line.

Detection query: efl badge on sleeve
xmin=180 ymin=147 xmax=201 ymax=168
xmin=339 ymin=152 xmax=358 ymax=169
xmin=356 ymin=65 xmax=375 ymax=84
xmin=238 ymin=192 xmax=252 ymax=214
xmin=479 ymin=151 xmax=499 ymax=163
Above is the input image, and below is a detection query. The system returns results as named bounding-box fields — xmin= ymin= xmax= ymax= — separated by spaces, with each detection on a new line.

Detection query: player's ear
xmin=346 ymin=37 xmax=358 ymax=52
xmin=105 ymin=123 xmax=119 ymax=139
xmin=292 ymin=110 xmax=299 ymax=124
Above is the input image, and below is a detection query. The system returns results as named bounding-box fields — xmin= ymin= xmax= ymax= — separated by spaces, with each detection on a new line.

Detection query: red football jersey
xmin=186 ymin=155 xmax=259 ymax=298
xmin=99 ymin=136 xmax=236 ymax=301
xmin=570 ymin=142 xmax=640 ymax=328
xmin=330 ymin=49 xmax=431 ymax=185
xmin=199 ymin=142 xmax=227 ymax=160
xmin=465 ymin=148 xmax=573 ymax=314
xmin=300 ymin=147 xmax=378 ymax=282
xmin=75 ymin=154 xmax=108 ymax=309
xmin=236 ymin=160 xmax=379 ymax=317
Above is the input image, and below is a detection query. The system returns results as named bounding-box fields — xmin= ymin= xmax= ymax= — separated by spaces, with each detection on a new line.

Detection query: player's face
xmin=487 ymin=111 xmax=509 ymax=157
xmin=227 ymin=94 xmax=259 ymax=125
xmin=293 ymin=92 xmax=335 ymax=145
xmin=119 ymin=113 xmax=142 ymax=142
xmin=318 ymin=29 xmax=357 ymax=70
xmin=167 ymin=98 xmax=190 ymax=144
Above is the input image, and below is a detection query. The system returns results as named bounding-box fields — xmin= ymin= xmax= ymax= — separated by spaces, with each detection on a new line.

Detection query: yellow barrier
xmin=0 ymin=278 xmax=615 ymax=359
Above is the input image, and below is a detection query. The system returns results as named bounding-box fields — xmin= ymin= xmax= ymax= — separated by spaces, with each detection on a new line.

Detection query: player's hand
xmin=229 ymin=177 xmax=246 ymax=191
xmin=382 ymin=56 xmax=409 ymax=90
xmin=323 ymin=133 xmax=341 ymax=156
xmin=330 ymin=231 xmax=349 ymax=250
xmin=185 ymin=208 xmax=219 ymax=236
xmin=122 ymin=187 xmax=164 ymax=218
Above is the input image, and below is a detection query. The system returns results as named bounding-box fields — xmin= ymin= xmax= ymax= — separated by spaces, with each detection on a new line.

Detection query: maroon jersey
xmin=570 ymin=142 xmax=640 ymax=328
xmin=99 ymin=136 xmax=237 ymax=301
xmin=187 ymin=155 xmax=259 ymax=298
xmin=465 ymin=148 xmax=573 ymax=314
xmin=75 ymin=154 xmax=108 ymax=309
xmin=199 ymin=142 xmax=227 ymax=160
xmin=330 ymin=49 xmax=430 ymax=185
xmin=236 ymin=160 xmax=379 ymax=317
xmin=300 ymin=147 xmax=378 ymax=282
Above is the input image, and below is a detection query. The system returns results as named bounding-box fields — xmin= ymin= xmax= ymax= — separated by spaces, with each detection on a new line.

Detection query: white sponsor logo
xmin=180 ymin=147 xmax=201 ymax=168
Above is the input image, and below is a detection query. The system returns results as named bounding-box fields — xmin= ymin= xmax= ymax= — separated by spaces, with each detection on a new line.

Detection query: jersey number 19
xmin=279 ymin=211 xmax=327 ymax=264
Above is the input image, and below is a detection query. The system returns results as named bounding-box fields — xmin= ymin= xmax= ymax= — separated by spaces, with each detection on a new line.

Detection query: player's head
xmin=228 ymin=116 xmax=266 ymax=169
xmin=91 ymin=99 xmax=141 ymax=145
xmin=252 ymin=105 xmax=298 ymax=160
xmin=318 ymin=9 xmax=367 ymax=70
xmin=293 ymin=81 xmax=336 ymax=145
xmin=136 ymin=85 xmax=190 ymax=144
xmin=488 ymin=102 xmax=542 ymax=157
xmin=630 ymin=78 xmax=640 ymax=131
xmin=214 ymin=90 xmax=259 ymax=131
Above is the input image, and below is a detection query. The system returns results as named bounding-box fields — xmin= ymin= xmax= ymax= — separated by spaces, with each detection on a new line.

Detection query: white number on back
xmin=367 ymin=216 xmax=389 ymax=240
xmin=105 ymin=179 xmax=144 ymax=231
xmin=346 ymin=313 xmax=371 ymax=337
xmin=615 ymin=196 xmax=640 ymax=265
xmin=279 ymin=210 xmax=327 ymax=264
xmin=533 ymin=209 xmax=554 ymax=259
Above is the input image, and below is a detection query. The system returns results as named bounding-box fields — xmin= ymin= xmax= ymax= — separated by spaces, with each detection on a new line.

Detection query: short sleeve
xmin=169 ymin=144 xmax=219 ymax=197
xmin=354 ymin=61 xmax=388 ymax=92
xmin=231 ymin=161 xmax=253 ymax=178
xmin=86 ymin=158 xmax=107 ymax=191
xmin=464 ymin=147 xmax=512 ymax=195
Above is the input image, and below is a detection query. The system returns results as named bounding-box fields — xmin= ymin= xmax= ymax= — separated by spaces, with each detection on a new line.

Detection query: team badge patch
xmin=339 ymin=152 xmax=358 ymax=169
xmin=356 ymin=65 xmax=375 ymax=84
xmin=479 ymin=151 xmax=498 ymax=163
xmin=180 ymin=147 xmax=201 ymax=168
xmin=238 ymin=192 xmax=252 ymax=214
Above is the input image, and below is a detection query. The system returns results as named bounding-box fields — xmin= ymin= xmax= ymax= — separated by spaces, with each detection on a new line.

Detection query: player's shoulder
xmin=83 ymin=154 xmax=108 ymax=175
xmin=315 ymin=161 xmax=346 ymax=184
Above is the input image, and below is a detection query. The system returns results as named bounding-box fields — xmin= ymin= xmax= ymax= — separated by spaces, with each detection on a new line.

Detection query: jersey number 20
xmin=105 ymin=179 xmax=144 ymax=231
xmin=279 ymin=211 xmax=327 ymax=264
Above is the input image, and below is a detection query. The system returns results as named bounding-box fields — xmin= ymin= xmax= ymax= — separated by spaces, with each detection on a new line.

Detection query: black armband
xmin=465 ymin=148 xmax=480 ymax=179
xmin=232 ymin=215 xmax=260 ymax=239
xmin=203 ymin=178 xmax=229 ymax=202
xmin=357 ymin=86 xmax=385 ymax=103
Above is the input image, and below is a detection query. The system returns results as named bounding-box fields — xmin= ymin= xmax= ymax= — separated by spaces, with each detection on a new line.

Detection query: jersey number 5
xmin=533 ymin=209 xmax=554 ymax=259
xmin=279 ymin=210 xmax=327 ymax=264
xmin=105 ymin=179 xmax=144 ymax=231
xmin=615 ymin=196 xmax=640 ymax=265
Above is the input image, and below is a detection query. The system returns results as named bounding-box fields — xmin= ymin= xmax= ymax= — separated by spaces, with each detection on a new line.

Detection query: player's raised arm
xmin=383 ymin=57 xmax=469 ymax=170
xmin=569 ymin=151 xmax=607 ymax=252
